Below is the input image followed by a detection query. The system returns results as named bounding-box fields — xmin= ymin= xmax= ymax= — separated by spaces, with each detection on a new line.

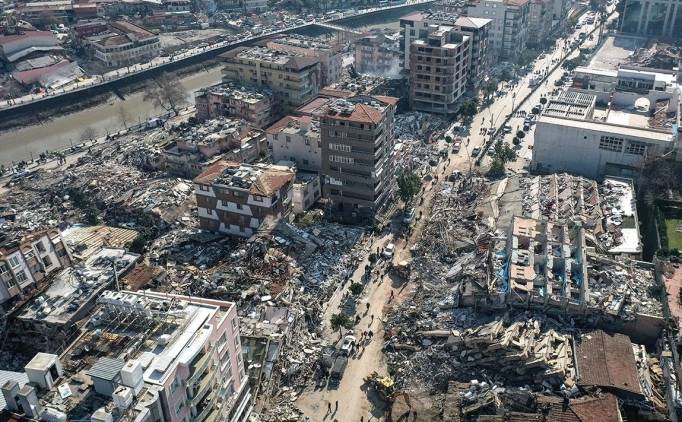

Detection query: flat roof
xmin=538 ymin=115 xmax=674 ymax=143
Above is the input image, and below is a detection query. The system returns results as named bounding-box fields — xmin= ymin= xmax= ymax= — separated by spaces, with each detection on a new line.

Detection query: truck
xmin=452 ymin=138 xmax=462 ymax=153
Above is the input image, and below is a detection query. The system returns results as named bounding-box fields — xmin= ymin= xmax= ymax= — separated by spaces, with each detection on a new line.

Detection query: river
xmin=0 ymin=67 xmax=223 ymax=165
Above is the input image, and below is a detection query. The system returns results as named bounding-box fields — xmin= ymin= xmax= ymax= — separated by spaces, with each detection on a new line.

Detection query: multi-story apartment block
xmin=353 ymin=33 xmax=401 ymax=76
xmin=266 ymin=35 xmax=343 ymax=86
xmin=527 ymin=0 xmax=552 ymax=47
xmin=164 ymin=118 xmax=267 ymax=178
xmin=84 ymin=21 xmax=160 ymax=68
xmin=453 ymin=16 xmax=491 ymax=91
xmin=408 ymin=26 xmax=470 ymax=114
xmin=321 ymin=95 xmax=398 ymax=222
xmin=621 ymin=0 xmax=681 ymax=37
xmin=2 ymin=290 xmax=251 ymax=422
xmin=399 ymin=11 xmax=490 ymax=92
xmin=221 ymin=46 xmax=320 ymax=112
xmin=194 ymin=161 xmax=295 ymax=236
xmin=266 ymin=115 xmax=321 ymax=172
xmin=0 ymin=230 xmax=71 ymax=305
xmin=195 ymin=82 xmax=277 ymax=128
xmin=466 ymin=0 xmax=529 ymax=63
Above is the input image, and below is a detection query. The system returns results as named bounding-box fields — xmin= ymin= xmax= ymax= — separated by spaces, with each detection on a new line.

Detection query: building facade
xmin=620 ymin=0 xmax=681 ymax=38
xmin=527 ymin=0 xmax=552 ymax=47
xmin=2 ymin=290 xmax=251 ymax=422
xmin=86 ymin=21 xmax=160 ymax=68
xmin=221 ymin=47 xmax=320 ymax=112
xmin=532 ymin=79 xmax=681 ymax=178
xmin=266 ymin=35 xmax=343 ymax=86
xmin=164 ymin=118 xmax=267 ymax=178
xmin=0 ymin=30 xmax=61 ymax=63
xmin=408 ymin=27 xmax=470 ymax=114
xmin=266 ymin=115 xmax=321 ymax=172
xmin=466 ymin=0 xmax=529 ymax=63
xmin=321 ymin=95 xmax=398 ymax=222
xmin=194 ymin=161 xmax=295 ymax=237
xmin=0 ymin=231 xmax=71 ymax=305
xmin=195 ymin=82 xmax=277 ymax=128
xmin=353 ymin=33 xmax=401 ymax=76
xmin=453 ymin=17 xmax=491 ymax=91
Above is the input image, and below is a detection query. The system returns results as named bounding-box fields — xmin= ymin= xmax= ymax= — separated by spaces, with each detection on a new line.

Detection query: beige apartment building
xmin=266 ymin=115 xmax=321 ymax=172
xmin=321 ymin=95 xmax=398 ymax=222
xmin=0 ymin=230 xmax=71 ymax=305
xmin=266 ymin=35 xmax=343 ymax=86
xmin=194 ymin=161 xmax=295 ymax=237
xmin=466 ymin=0 xmax=529 ymax=63
xmin=194 ymin=82 xmax=277 ymax=128
xmin=408 ymin=26 xmax=470 ymax=114
xmin=221 ymin=47 xmax=320 ymax=112
xmin=354 ymin=33 xmax=401 ymax=76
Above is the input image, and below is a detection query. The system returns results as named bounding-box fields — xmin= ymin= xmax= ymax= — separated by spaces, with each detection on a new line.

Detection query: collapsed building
xmin=194 ymin=82 xmax=278 ymax=128
xmin=163 ymin=118 xmax=268 ymax=179
xmin=6 ymin=248 xmax=139 ymax=354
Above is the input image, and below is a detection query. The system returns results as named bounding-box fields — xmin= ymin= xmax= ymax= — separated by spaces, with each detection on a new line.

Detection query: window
xmin=175 ymin=400 xmax=184 ymax=415
xmin=0 ymin=264 xmax=8 ymax=274
xmin=8 ymin=256 xmax=20 ymax=268
xmin=330 ymin=155 xmax=354 ymax=164
xmin=329 ymin=143 xmax=351 ymax=152
xmin=206 ymin=208 xmax=213 ymax=215
xmin=15 ymin=271 xmax=28 ymax=284
xmin=598 ymin=136 xmax=623 ymax=152
xmin=286 ymin=136 xmax=291 ymax=143
xmin=35 ymin=241 xmax=46 ymax=253
xmin=42 ymin=256 xmax=52 ymax=268
xmin=625 ymin=141 xmax=646 ymax=155
xmin=236 ymin=203 xmax=243 ymax=210
xmin=199 ymin=185 xmax=209 ymax=192
xmin=253 ymin=195 xmax=263 ymax=202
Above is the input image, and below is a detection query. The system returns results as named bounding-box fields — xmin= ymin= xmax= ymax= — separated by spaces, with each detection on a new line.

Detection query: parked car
xmin=340 ymin=335 xmax=357 ymax=356
xmin=487 ymin=146 xmax=496 ymax=155
xmin=472 ymin=146 xmax=482 ymax=156
xmin=503 ymin=125 xmax=512 ymax=133
xmin=403 ymin=208 xmax=415 ymax=225
xmin=383 ymin=243 xmax=395 ymax=258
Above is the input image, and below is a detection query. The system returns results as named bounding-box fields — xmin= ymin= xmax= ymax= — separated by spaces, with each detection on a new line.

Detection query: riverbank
xmin=0 ymin=64 xmax=223 ymax=165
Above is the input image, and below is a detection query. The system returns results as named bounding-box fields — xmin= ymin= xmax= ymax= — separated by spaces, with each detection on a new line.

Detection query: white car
xmin=340 ymin=335 xmax=357 ymax=355
xmin=383 ymin=243 xmax=395 ymax=258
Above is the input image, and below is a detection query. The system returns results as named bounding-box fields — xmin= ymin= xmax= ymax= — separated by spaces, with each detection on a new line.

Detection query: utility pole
xmin=112 ymin=257 xmax=120 ymax=291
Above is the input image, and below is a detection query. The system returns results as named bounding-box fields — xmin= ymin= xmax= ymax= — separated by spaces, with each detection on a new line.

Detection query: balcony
xmin=195 ymin=391 xmax=216 ymax=421
xmin=192 ymin=368 xmax=217 ymax=405
xmin=188 ymin=352 xmax=211 ymax=386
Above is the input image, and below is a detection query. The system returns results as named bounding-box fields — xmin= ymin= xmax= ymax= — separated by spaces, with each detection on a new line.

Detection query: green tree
xmin=349 ymin=282 xmax=363 ymax=296
xmin=330 ymin=313 xmax=352 ymax=335
xmin=512 ymin=137 xmax=520 ymax=146
xmin=483 ymin=79 xmax=498 ymax=101
xmin=142 ymin=72 xmax=188 ymax=113
xmin=499 ymin=69 xmax=513 ymax=82
xmin=539 ymin=97 xmax=548 ymax=105
xmin=487 ymin=159 xmax=505 ymax=179
xmin=397 ymin=170 xmax=421 ymax=205
xmin=459 ymin=98 xmax=478 ymax=121
xmin=516 ymin=130 xmax=526 ymax=139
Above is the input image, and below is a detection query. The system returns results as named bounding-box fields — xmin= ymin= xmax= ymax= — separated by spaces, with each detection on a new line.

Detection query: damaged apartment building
xmin=265 ymin=34 xmax=344 ymax=87
xmin=1 ymin=290 xmax=251 ymax=422
xmin=221 ymin=46 xmax=320 ymax=112
xmin=6 ymin=248 xmax=139 ymax=354
xmin=194 ymin=81 xmax=278 ymax=128
xmin=163 ymin=118 xmax=268 ymax=179
xmin=193 ymin=161 xmax=295 ymax=237
xmin=0 ymin=230 xmax=71 ymax=306
xmin=464 ymin=173 xmax=663 ymax=344
xmin=321 ymin=95 xmax=399 ymax=222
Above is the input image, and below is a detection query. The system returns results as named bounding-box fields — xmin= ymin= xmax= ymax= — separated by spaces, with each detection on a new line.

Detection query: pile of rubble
xmin=629 ymin=43 xmax=682 ymax=70
xmin=394 ymin=112 xmax=450 ymax=177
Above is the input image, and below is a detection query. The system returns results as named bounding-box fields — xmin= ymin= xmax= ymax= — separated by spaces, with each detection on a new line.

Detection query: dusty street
xmin=296 ymin=10 xmax=612 ymax=421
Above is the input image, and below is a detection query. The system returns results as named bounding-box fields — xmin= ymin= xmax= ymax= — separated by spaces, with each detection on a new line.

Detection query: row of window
xmin=329 ymin=143 xmax=352 ymax=152
xmin=329 ymin=155 xmax=354 ymax=164
xmin=598 ymin=136 xmax=647 ymax=155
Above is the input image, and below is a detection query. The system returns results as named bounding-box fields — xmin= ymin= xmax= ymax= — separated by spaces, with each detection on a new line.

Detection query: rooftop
xmin=17 ymin=248 xmax=139 ymax=325
xmin=60 ymin=225 xmax=139 ymax=260
xmin=266 ymin=115 xmax=318 ymax=137
xmin=454 ymin=16 xmax=493 ymax=29
xmin=322 ymin=95 xmax=397 ymax=124
xmin=543 ymin=91 xmax=596 ymax=119
xmin=267 ymin=34 xmax=340 ymax=52
xmin=224 ymin=46 xmax=319 ymax=69
xmin=194 ymin=161 xmax=295 ymax=197
xmin=196 ymin=81 xmax=273 ymax=105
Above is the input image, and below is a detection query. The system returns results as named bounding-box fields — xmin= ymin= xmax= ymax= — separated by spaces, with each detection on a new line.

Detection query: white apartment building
xmin=266 ymin=35 xmax=343 ymax=86
xmin=532 ymin=73 xmax=681 ymax=179
xmin=266 ymin=115 xmax=321 ymax=172
xmin=466 ymin=0 xmax=529 ymax=63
